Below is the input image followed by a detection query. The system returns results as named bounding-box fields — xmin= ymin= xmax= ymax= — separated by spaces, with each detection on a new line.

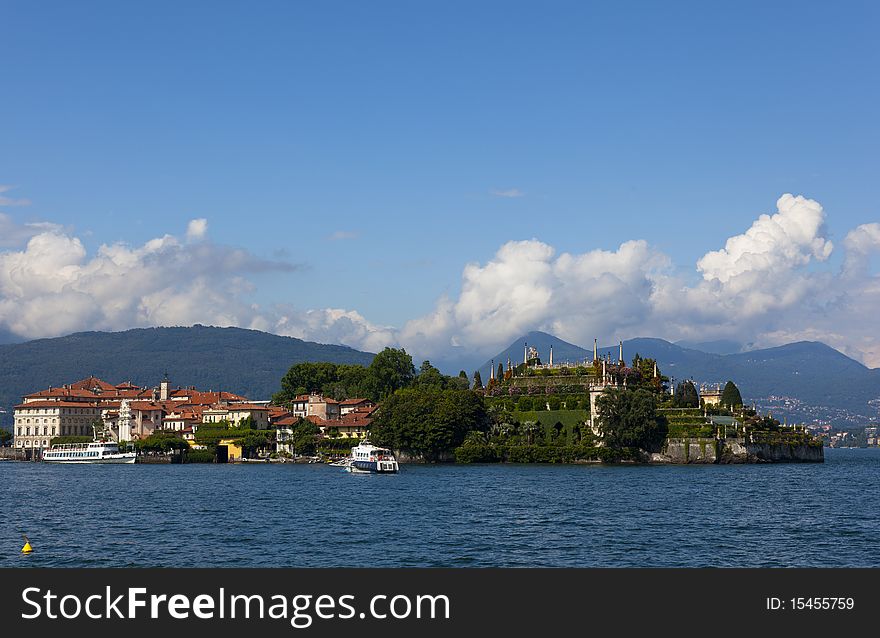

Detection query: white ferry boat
xmin=347 ymin=440 xmax=399 ymax=474
xmin=43 ymin=441 xmax=137 ymax=464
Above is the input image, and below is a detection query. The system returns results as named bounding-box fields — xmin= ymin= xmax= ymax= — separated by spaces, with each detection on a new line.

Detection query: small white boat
xmin=43 ymin=441 xmax=137 ymax=464
xmin=347 ymin=440 xmax=399 ymax=474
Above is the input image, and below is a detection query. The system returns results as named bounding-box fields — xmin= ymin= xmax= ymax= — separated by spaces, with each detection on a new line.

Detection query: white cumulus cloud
xmin=186 ymin=218 xmax=208 ymax=241
xmin=0 ymin=220 xmax=295 ymax=339
xmin=697 ymin=194 xmax=833 ymax=285
xmin=0 ymin=215 xmax=396 ymax=354
xmin=842 ymin=222 xmax=880 ymax=275
xmin=399 ymin=238 xmax=668 ymax=358
xmin=273 ymin=308 xmax=396 ymax=353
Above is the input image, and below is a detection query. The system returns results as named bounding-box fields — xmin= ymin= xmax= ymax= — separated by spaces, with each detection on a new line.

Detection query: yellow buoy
xmin=21 ymin=535 xmax=33 ymax=554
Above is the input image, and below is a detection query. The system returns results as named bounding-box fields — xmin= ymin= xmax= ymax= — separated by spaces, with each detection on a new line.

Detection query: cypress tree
xmin=674 ymin=380 xmax=699 ymax=408
xmin=720 ymin=381 xmax=743 ymax=408
xmin=472 ymin=370 xmax=483 ymax=390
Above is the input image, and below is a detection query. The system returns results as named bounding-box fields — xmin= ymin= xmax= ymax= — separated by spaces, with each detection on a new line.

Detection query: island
xmin=2 ymin=344 xmax=823 ymax=465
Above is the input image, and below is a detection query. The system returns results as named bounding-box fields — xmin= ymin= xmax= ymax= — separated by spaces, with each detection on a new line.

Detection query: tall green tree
xmin=595 ymin=387 xmax=667 ymax=451
xmin=497 ymin=363 xmax=505 ymax=382
xmin=629 ymin=355 xmax=662 ymax=391
xmin=324 ymin=364 xmax=371 ymax=400
xmin=720 ymin=381 xmax=743 ymax=409
xmin=367 ymin=347 xmax=416 ymax=399
xmin=370 ymin=388 xmax=490 ymax=461
xmin=472 ymin=370 xmax=483 ymax=390
xmin=274 ymin=361 xmax=341 ymax=403
xmin=673 ymin=380 xmax=700 ymax=408
xmin=415 ymin=360 xmax=446 ymax=390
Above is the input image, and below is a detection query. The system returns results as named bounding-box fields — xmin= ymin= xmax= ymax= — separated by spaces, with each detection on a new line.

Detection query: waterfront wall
xmin=719 ymin=440 xmax=824 ymax=464
xmin=0 ymin=447 xmax=33 ymax=461
xmin=136 ymin=454 xmax=174 ymax=464
xmin=651 ymin=438 xmax=719 ymax=464
xmin=396 ymin=450 xmax=455 ymax=464
xmin=651 ymin=438 xmax=823 ymax=464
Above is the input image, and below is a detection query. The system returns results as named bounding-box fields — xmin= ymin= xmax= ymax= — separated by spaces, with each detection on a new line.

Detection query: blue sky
xmin=2 ymin=1 xmax=879 ymax=366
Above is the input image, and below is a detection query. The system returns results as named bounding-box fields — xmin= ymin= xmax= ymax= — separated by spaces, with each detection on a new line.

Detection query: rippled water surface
xmin=2 ymin=448 xmax=878 ymax=567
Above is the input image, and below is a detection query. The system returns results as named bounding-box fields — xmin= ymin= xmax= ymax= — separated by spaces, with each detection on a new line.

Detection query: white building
xmin=13 ymin=401 xmax=102 ymax=451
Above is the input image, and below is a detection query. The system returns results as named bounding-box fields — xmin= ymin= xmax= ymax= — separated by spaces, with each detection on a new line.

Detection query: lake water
xmin=2 ymin=448 xmax=878 ymax=567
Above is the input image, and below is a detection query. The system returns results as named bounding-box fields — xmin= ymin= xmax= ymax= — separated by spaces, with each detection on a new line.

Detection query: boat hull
xmin=44 ymin=454 xmax=137 ymax=464
xmin=349 ymin=459 xmax=399 ymax=473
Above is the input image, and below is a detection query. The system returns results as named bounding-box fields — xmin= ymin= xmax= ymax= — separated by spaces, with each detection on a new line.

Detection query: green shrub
xmin=318 ymin=438 xmax=363 ymax=452
xmin=183 ymin=449 xmax=216 ymax=463
xmin=667 ymin=423 xmax=715 ymax=438
xmin=454 ymin=441 xmax=499 ymax=463
xmin=136 ymin=431 xmax=189 ymax=452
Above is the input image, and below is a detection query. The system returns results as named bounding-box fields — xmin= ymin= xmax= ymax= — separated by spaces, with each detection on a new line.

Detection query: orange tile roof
xmin=128 ymin=401 xmax=164 ymax=410
xmin=113 ymin=389 xmax=151 ymax=398
xmin=25 ymin=387 xmax=97 ymax=399
xmin=182 ymin=391 xmax=249 ymax=405
xmin=15 ymin=400 xmax=100 ymax=409
xmin=226 ymin=403 xmax=269 ymax=410
xmin=331 ymin=419 xmax=370 ymax=428
xmin=69 ymin=376 xmax=117 ymax=392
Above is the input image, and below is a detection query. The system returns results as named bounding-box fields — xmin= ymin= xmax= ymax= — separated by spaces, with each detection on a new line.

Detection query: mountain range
xmin=481 ymin=331 xmax=880 ymax=425
xmin=1 ymin=326 xmax=878 ymax=429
